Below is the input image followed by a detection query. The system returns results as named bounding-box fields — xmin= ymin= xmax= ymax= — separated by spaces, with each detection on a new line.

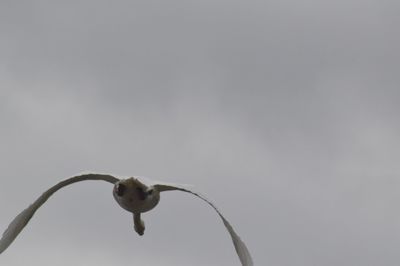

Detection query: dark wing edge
xmin=154 ymin=183 xmax=254 ymax=266
xmin=0 ymin=173 xmax=119 ymax=254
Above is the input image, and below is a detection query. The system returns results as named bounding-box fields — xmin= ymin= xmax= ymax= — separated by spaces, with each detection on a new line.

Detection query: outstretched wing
xmin=154 ymin=182 xmax=253 ymax=266
xmin=0 ymin=173 xmax=119 ymax=254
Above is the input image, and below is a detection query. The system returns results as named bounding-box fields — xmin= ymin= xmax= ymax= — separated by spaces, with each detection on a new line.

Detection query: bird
xmin=0 ymin=173 xmax=253 ymax=266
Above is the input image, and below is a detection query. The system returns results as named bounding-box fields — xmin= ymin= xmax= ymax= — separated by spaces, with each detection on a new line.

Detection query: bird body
xmin=0 ymin=173 xmax=253 ymax=266
xmin=113 ymin=177 xmax=160 ymax=214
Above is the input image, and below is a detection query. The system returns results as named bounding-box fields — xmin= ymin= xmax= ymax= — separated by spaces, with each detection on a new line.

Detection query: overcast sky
xmin=1 ymin=0 xmax=400 ymax=265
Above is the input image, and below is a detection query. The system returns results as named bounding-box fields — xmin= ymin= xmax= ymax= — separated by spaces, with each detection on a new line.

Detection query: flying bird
xmin=0 ymin=173 xmax=253 ymax=266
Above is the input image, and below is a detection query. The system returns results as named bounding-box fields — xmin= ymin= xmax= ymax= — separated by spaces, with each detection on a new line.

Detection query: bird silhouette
xmin=0 ymin=173 xmax=253 ymax=266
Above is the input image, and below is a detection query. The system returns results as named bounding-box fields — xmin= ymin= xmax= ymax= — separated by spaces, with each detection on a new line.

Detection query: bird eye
xmin=116 ymin=183 xmax=126 ymax=197
xmin=147 ymin=189 xmax=153 ymax=195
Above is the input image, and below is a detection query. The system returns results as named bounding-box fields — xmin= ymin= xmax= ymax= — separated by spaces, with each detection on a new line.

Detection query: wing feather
xmin=154 ymin=183 xmax=253 ymax=266
xmin=0 ymin=173 xmax=119 ymax=254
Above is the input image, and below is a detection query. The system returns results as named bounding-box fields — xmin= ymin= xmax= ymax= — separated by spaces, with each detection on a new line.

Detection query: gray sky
xmin=1 ymin=0 xmax=400 ymax=265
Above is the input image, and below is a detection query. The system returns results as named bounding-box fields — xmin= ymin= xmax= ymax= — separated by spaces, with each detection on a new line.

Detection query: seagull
xmin=0 ymin=173 xmax=253 ymax=265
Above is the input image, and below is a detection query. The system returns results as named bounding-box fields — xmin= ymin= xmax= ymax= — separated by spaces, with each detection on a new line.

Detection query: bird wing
xmin=153 ymin=182 xmax=254 ymax=266
xmin=0 ymin=173 xmax=119 ymax=254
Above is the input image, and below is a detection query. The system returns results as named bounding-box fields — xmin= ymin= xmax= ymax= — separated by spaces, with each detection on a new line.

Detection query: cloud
xmin=1 ymin=0 xmax=400 ymax=265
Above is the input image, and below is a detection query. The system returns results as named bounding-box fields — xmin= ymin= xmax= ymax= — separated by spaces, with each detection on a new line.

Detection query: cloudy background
xmin=1 ymin=0 xmax=400 ymax=265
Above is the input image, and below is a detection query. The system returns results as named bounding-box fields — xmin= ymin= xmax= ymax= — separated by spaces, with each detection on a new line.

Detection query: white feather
xmin=0 ymin=174 xmax=119 ymax=254
xmin=153 ymin=181 xmax=254 ymax=266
